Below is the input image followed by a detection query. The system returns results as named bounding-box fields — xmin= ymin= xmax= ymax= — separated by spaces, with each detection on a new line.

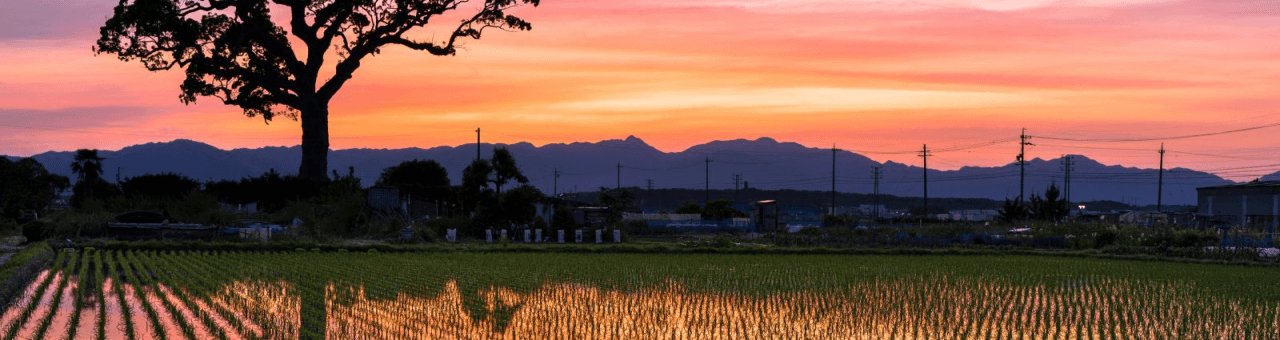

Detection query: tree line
xmin=1 ymin=147 xmax=559 ymax=239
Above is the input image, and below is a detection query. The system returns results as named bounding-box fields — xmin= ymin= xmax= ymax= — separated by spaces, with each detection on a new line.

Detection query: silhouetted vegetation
xmin=998 ymin=184 xmax=1070 ymax=222
xmin=70 ymin=149 xmax=119 ymax=207
xmin=3 ymin=146 xmax=1267 ymax=266
xmin=0 ymin=157 xmax=68 ymax=220
xmin=375 ymin=159 xmax=451 ymax=201
xmin=120 ymin=172 xmax=200 ymax=200
xmin=95 ymin=0 xmax=540 ymax=181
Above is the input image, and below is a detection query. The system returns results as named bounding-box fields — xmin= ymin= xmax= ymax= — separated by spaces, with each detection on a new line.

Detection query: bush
xmin=276 ymin=201 xmax=320 ymax=238
xmin=366 ymin=217 xmax=407 ymax=239
xmin=0 ymin=218 xmax=18 ymax=237
xmin=1173 ymin=228 xmax=1215 ymax=248
xmin=1095 ymin=229 xmax=1118 ymax=249
xmin=48 ymin=210 xmax=113 ymax=239
xmin=422 ymin=217 xmax=472 ymax=240
xmin=168 ymin=191 xmax=221 ymax=223
xmin=21 ymin=221 xmax=51 ymax=242
xmin=314 ymin=191 xmax=367 ymax=237
xmin=617 ymin=220 xmax=648 ymax=235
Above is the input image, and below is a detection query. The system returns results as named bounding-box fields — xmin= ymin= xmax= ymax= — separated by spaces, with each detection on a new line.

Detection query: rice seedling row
xmin=2 ymin=250 xmax=1278 ymax=339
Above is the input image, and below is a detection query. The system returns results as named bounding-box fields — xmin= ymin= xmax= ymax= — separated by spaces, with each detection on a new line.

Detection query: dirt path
xmin=0 ymin=236 xmax=27 ymax=267
xmin=0 ymin=253 xmax=13 ymax=268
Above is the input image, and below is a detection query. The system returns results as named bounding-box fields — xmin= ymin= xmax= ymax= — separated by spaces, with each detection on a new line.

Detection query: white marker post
xmin=557 ymin=230 xmax=564 ymax=243
xmin=595 ymin=229 xmax=602 ymax=244
xmin=614 ymin=230 xmax=621 ymax=243
xmin=485 ymin=229 xmax=493 ymax=243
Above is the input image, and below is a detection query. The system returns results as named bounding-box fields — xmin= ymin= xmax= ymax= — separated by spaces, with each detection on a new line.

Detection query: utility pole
xmin=116 ymin=167 xmax=121 ymax=183
xmin=1061 ymin=155 xmax=1074 ymax=204
xmin=832 ymin=146 xmax=840 ymax=216
xmin=646 ymin=179 xmax=654 ymax=191
xmin=1158 ymin=143 xmax=1165 ymax=212
xmin=873 ymin=166 xmax=882 ymax=220
xmin=733 ymin=174 xmax=742 ymax=198
xmin=920 ymin=144 xmax=931 ymax=216
xmin=616 ymin=162 xmax=622 ymax=191
xmin=475 ymin=128 xmax=481 ymax=161
xmin=704 ymin=156 xmax=712 ymax=204
xmin=553 ymin=168 xmax=560 ymax=197
xmin=1019 ymin=128 xmax=1033 ymax=203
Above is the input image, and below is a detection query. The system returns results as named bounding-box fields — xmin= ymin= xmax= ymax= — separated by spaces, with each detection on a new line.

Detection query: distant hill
xmin=4 ymin=137 xmax=1237 ymax=205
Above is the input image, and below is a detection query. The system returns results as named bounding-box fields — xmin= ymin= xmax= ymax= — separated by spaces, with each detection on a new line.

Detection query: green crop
xmin=0 ymin=252 xmax=1277 ymax=339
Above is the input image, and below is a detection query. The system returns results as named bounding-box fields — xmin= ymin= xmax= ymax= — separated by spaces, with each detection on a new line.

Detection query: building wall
xmin=1198 ymin=189 xmax=1280 ymax=227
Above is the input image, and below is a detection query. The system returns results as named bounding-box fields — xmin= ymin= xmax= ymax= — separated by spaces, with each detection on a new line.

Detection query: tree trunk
xmin=299 ymin=101 xmax=330 ymax=182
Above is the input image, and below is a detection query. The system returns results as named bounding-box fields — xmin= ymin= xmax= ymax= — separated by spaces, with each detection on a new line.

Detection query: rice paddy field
xmin=1 ymin=249 xmax=1279 ymax=340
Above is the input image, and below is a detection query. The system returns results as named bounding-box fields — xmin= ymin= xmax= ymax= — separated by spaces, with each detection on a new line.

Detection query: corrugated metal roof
xmin=1196 ymin=180 xmax=1280 ymax=190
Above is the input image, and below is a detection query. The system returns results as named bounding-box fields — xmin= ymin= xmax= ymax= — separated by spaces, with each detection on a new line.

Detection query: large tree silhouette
xmin=95 ymin=0 xmax=540 ymax=181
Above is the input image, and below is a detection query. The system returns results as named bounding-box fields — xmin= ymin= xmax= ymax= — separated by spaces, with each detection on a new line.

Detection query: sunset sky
xmin=2 ymin=0 xmax=1279 ymax=180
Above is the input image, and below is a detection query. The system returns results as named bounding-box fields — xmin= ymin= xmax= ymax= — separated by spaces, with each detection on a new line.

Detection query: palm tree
xmin=70 ymin=149 xmax=104 ymax=200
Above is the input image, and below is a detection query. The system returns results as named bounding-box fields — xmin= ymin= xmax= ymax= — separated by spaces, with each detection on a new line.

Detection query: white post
xmin=575 ymin=230 xmax=583 ymax=243
xmin=524 ymin=229 xmax=531 ymax=243
xmin=500 ymin=229 xmax=507 ymax=241
xmin=486 ymin=229 xmax=493 ymax=243
xmin=1272 ymin=195 xmax=1278 ymax=228
xmin=536 ymin=229 xmax=543 ymax=243
xmin=447 ymin=229 xmax=457 ymax=243
xmin=557 ymin=230 xmax=564 ymax=243
xmin=1243 ymin=195 xmax=1249 ymax=227
xmin=595 ymin=229 xmax=602 ymax=243
xmin=613 ymin=230 xmax=621 ymax=243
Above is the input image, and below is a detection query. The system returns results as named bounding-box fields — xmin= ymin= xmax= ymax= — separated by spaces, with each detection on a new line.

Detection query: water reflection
xmin=1 ymin=270 xmax=1277 ymax=339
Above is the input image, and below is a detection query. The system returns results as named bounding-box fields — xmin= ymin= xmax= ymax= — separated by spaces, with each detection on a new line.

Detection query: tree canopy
xmin=998 ymin=184 xmax=1069 ymax=223
xmin=120 ymin=173 xmax=201 ymax=199
xmin=375 ymin=159 xmax=451 ymax=200
xmin=70 ymin=149 xmax=117 ymax=205
xmin=95 ymin=0 xmax=541 ymax=181
xmin=0 ymin=158 xmax=69 ymax=219
xmin=490 ymin=147 xmax=528 ymax=196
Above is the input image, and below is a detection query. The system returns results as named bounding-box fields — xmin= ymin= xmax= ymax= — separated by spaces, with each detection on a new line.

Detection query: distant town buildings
xmin=943 ymin=210 xmax=1000 ymax=222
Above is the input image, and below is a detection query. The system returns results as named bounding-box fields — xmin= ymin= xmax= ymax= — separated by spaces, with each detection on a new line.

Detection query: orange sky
xmin=2 ymin=0 xmax=1279 ymax=180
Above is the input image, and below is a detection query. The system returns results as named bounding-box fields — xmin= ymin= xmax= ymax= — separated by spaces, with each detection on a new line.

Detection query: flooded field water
xmin=1 ymin=250 xmax=1278 ymax=339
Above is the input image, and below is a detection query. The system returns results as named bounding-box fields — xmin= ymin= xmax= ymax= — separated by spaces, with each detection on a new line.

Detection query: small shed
xmin=752 ymin=200 xmax=779 ymax=233
xmin=367 ymin=186 xmax=401 ymax=210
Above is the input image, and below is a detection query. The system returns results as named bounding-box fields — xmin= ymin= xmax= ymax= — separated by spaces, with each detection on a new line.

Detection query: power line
xmin=0 ymin=123 xmax=429 ymax=140
xmin=845 ymin=137 xmax=1017 ymax=155
xmin=1032 ymin=121 xmax=1280 ymax=142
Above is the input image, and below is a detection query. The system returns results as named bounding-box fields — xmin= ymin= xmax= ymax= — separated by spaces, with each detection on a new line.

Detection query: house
xmin=1196 ymin=181 xmax=1280 ymax=228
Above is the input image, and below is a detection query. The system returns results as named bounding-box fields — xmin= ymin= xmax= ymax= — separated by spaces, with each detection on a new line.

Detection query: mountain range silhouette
xmin=4 ymin=136 xmax=1247 ymax=206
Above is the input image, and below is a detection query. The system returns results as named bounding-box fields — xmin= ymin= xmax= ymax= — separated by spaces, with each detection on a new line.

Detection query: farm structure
xmin=1197 ymin=181 xmax=1280 ymax=227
